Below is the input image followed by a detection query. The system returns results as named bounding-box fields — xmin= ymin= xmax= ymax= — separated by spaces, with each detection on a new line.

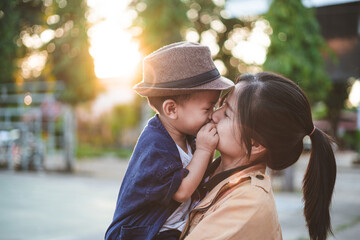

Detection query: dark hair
xmin=235 ymin=72 xmax=336 ymax=240
xmin=147 ymin=94 xmax=191 ymax=113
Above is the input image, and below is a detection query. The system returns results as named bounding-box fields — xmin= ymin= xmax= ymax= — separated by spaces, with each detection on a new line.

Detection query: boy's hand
xmin=196 ymin=122 xmax=218 ymax=154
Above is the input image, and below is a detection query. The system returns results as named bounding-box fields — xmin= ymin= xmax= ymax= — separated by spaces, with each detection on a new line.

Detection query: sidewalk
xmin=0 ymin=150 xmax=359 ymax=240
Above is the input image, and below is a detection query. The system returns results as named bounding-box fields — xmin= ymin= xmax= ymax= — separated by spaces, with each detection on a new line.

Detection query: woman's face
xmin=212 ymin=82 xmax=246 ymax=158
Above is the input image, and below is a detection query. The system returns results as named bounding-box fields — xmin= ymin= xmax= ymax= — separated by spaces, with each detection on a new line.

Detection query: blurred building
xmin=316 ymin=1 xmax=360 ymax=83
xmin=315 ymin=1 xmax=360 ymax=137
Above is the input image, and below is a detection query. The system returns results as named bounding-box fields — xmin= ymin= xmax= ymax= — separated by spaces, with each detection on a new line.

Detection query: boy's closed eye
xmin=204 ymin=104 xmax=216 ymax=112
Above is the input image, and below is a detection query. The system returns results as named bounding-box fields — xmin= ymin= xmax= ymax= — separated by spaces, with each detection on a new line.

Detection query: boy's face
xmin=176 ymin=90 xmax=221 ymax=136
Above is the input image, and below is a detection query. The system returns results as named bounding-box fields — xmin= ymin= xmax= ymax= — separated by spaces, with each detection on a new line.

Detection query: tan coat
xmin=181 ymin=164 xmax=282 ymax=240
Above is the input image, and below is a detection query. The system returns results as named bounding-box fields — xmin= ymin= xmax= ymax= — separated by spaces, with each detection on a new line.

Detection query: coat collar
xmin=197 ymin=163 xmax=269 ymax=209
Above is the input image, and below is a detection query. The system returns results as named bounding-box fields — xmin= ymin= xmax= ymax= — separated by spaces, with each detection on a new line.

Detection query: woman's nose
xmin=211 ymin=108 xmax=221 ymax=123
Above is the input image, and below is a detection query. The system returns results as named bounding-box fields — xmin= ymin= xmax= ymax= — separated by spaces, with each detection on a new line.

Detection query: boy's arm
xmin=173 ymin=123 xmax=218 ymax=202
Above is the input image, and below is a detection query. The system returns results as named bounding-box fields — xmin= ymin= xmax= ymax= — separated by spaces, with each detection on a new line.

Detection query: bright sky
xmin=87 ymin=0 xmax=141 ymax=80
xmin=86 ymin=0 xmax=141 ymax=115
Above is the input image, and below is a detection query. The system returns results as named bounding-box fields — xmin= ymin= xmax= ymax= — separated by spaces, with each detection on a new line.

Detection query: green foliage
xmin=0 ymin=0 xmax=98 ymax=105
xmin=77 ymin=102 xmax=141 ymax=148
xmin=340 ymin=130 xmax=360 ymax=151
xmin=109 ymin=104 xmax=141 ymax=133
xmin=325 ymin=82 xmax=350 ymax=137
xmin=214 ymin=150 xmax=221 ymax=159
xmin=184 ymin=0 xmax=249 ymax=80
xmin=0 ymin=0 xmax=43 ymax=83
xmin=44 ymin=0 xmax=98 ymax=105
xmin=311 ymin=101 xmax=328 ymax=120
xmin=0 ymin=1 xmax=19 ymax=83
xmin=264 ymin=0 xmax=331 ymax=104
xmin=76 ymin=144 xmax=132 ymax=160
xmin=129 ymin=0 xmax=189 ymax=56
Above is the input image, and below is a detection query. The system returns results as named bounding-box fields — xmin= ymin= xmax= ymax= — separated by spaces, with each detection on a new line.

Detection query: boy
xmin=105 ymin=42 xmax=234 ymax=240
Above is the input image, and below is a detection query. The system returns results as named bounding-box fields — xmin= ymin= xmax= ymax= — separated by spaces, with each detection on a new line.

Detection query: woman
xmin=181 ymin=72 xmax=336 ymax=240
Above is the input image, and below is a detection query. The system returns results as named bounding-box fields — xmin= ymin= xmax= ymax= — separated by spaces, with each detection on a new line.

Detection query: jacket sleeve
xmin=137 ymin=147 xmax=189 ymax=205
xmin=184 ymin=184 xmax=281 ymax=240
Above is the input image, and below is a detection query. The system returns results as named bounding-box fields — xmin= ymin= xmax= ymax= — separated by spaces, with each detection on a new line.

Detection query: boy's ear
xmin=251 ymin=140 xmax=266 ymax=155
xmin=162 ymin=99 xmax=178 ymax=119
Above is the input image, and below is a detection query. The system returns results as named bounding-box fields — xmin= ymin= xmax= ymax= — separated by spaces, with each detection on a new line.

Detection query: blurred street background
xmin=1 ymin=0 xmax=360 ymax=239
xmin=1 ymin=151 xmax=360 ymax=240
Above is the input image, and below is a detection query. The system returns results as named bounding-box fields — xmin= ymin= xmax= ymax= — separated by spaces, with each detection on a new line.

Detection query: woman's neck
xmin=215 ymin=153 xmax=249 ymax=175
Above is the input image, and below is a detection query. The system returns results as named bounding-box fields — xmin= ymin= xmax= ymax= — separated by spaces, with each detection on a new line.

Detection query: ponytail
xmin=303 ymin=128 xmax=337 ymax=240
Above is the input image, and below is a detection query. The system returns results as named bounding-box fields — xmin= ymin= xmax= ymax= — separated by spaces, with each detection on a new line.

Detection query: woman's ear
xmin=162 ymin=99 xmax=178 ymax=119
xmin=251 ymin=141 xmax=266 ymax=155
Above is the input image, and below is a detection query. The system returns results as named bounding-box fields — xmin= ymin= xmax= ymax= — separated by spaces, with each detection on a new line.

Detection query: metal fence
xmin=0 ymin=81 xmax=75 ymax=171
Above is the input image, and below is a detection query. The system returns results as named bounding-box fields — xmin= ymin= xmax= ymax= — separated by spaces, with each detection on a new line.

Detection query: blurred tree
xmin=108 ymin=104 xmax=141 ymax=146
xmin=263 ymin=0 xmax=331 ymax=104
xmin=110 ymin=104 xmax=140 ymax=135
xmin=0 ymin=0 xmax=98 ymax=104
xmin=0 ymin=1 xmax=19 ymax=83
xmin=77 ymin=103 xmax=141 ymax=148
xmin=184 ymin=0 xmax=255 ymax=81
xmin=0 ymin=0 xmax=43 ymax=84
xmin=129 ymin=0 xmax=189 ymax=56
xmin=44 ymin=0 xmax=98 ymax=105
xmin=325 ymin=82 xmax=350 ymax=138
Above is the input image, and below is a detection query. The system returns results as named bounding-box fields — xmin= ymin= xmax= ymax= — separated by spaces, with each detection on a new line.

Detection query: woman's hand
xmin=196 ymin=122 xmax=219 ymax=154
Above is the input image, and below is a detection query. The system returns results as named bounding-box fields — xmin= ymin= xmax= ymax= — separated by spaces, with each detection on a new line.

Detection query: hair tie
xmin=308 ymin=127 xmax=316 ymax=137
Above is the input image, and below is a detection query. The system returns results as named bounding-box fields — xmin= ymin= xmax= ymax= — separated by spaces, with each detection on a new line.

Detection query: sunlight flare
xmin=87 ymin=0 xmax=141 ymax=80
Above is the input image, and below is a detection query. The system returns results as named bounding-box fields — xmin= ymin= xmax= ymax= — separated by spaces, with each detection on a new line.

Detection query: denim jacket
xmin=105 ymin=115 xmax=190 ymax=240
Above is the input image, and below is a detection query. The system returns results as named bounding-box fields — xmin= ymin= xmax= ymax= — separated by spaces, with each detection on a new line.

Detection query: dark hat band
xmin=143 ymin=69 xmax=220 ymax=89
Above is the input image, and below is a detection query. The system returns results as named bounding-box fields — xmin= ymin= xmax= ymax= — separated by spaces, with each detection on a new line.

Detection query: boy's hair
xmin=148 ymin=94 xmax=191 ymax=114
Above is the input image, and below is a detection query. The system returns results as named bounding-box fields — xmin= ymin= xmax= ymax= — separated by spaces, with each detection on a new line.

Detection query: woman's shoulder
xmin=229 ymin=171 xmax=274 ymax=202
xmin=221 ymin=172 xmax=278 ymax=218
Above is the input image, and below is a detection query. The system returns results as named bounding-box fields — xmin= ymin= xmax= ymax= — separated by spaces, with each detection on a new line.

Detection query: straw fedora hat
xmin=133 ymin=42 xmax=234 ymax=97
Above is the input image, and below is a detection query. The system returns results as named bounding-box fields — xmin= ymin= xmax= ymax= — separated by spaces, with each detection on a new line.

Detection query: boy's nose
xmin=208 ymin=110 xmax=213 ymax=121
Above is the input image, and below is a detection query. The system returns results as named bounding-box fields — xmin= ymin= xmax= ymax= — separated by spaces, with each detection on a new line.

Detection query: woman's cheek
xmin=216 ymin=124 xmax=227 ymax=149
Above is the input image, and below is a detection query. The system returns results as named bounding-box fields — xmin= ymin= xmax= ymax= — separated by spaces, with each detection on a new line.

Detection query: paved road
xmin=0 ymin=152 xmax=359 ymax=240
xmin=0 ymin=172 xmax=119 ymax=240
